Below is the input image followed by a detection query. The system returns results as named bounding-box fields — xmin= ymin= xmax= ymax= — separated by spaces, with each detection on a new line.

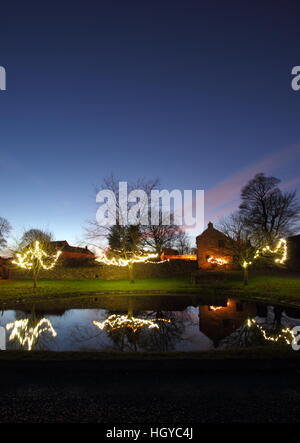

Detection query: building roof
xmin=196 ymin=222 xmax=228 ymax=241
xmin=51 ymin=241 xmax=94 ymax=255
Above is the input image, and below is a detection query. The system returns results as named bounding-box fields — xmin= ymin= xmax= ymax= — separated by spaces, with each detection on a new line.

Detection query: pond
xmin=0 ymin=295 xmax=300 ymax=352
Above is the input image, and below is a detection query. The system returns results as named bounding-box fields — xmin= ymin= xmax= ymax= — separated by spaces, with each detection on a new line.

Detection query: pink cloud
xmin=204 ymin=141 xmax=300 ymax=222
xmin=182 ymin=141 xmax=300 ymax=236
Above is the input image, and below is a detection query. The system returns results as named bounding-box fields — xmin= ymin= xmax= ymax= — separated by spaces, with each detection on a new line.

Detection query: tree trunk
xmin=128 ymin=263 xmax=134 ymax=283
xmin=243 ymin=267 xmax=249 ymax=286
xmin=33 ymin=268 xmax=38 ymax=289
xmin=127 ymin=300 xmax=133 ymax=318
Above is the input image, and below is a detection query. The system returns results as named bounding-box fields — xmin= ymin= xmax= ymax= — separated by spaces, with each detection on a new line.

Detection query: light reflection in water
xmin=6 ymin=317 xmax=57 ymax=350
xmin=208 ymin=303 xmax=228 ymax=311
xmin=93 ymin=314 xmax=171 ymax=333
xmin=0 ymin=296 xmax=300 ymax=352
xmin=246 ymin=318 xmax=295 ymax=345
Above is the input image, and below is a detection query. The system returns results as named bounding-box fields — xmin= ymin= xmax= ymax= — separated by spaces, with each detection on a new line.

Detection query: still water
xmin=0 ymin=295 xmax=299 ymax=352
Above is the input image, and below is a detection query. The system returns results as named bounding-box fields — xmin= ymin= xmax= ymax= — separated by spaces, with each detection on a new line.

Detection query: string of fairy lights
xmin=246 ymin=318 xmax=295 ymax=345
xmin=242 ymin=238 xmax=287 ymax=269
xmin=8 ymin=236 xmax=291 ymax=351
xmin=209 ymin=303 xmax=228 ymax=311
xmin=207 ymin=256 xmax=228 ymax=266
xmin=11 ymin=243 xmax=170 ymax=272
xmin=5 ymin=314 xmax=299 ymax=350
xmin=208 ymin=238 xmax=288 ymax=269
xmin=93 ymin=314 xmax=171 ymax=333
xmin=6 ymin=318 xmax=57 ymax=350
xmin=4 ymin=312 xmax=299 ymax=350
xmin=12 ymin=241 xmax=62 ymax=270
xmin=4 ymin=313 xmax=171 ymax=350
xmin=11 ymin=237 xmax=288 ymax=271
xmin=95 ymin=252 xmax=169 ymax=267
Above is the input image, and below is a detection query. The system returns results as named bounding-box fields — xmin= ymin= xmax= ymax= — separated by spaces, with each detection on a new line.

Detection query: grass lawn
xmin=221 ymin=273 xmax=300 ymax=305
xmin=0 ymin=276 xmax=194 ymax=300
xmin=0 ymin=272 xmax=300 ymax=306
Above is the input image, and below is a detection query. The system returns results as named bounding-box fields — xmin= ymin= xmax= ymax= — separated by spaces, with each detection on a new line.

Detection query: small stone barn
xmin=196 ymin=222 xmax=233 ymax=269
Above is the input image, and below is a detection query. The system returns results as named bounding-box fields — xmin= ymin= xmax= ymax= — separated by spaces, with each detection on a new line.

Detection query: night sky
xmin=1 ymin=0 xmax=300 ymax=246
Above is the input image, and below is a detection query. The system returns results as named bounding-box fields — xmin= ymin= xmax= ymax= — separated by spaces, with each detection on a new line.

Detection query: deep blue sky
xmin=1 ymin=0 xmax=300 ymax=246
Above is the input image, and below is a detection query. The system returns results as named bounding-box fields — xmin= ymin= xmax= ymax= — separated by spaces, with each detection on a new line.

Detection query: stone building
xmin=196 ymin=222 xmax=233 ymax=269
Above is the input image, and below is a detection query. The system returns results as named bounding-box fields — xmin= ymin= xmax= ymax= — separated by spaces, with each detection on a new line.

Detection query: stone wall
xmin=12 ymin=260 xmax=197 ymax=280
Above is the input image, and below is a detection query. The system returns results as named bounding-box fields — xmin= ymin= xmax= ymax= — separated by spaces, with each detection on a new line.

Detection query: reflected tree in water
xmin=134 ymin=311 xmax=189 ymax=352
xmin=93 ymin=309 xmax=175 ymax=352
xmin=219 ymin=306 xmax=295 ymax=349
xmin=5 ymin=306 xmax=57 ymax=351
xmin=68 ymin=307 xmax=193 ymax=352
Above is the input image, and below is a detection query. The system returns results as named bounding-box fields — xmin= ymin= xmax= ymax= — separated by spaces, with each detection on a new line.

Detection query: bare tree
xmin=86 ymin=175 xmax=160 ymax=282
xmin=218 ymin=212 xmax=254 ymax=285
xmin=107 ymin=223 xmax=142 ymax=282
xmin=140 ymin=192 xmax=182 ymax=255
xmin=174 ymin=229 xmax=192 ymax=254
xmin=20 ymin=228 xmax=53 ymax=248
xmin=239 ymin=173 xmax=300 ymax=245
xmin=141 ymin=221 xmax=179 ymax=255
xmin=14 ymin=229 xmax=56 ymax=288
xmin=86 ymin=174 xmax=189 ymax=278
xmin=85 ymin=174 xmax=159 ymax=247
xmin=0 ymin=217 xmax=11 ymax=249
